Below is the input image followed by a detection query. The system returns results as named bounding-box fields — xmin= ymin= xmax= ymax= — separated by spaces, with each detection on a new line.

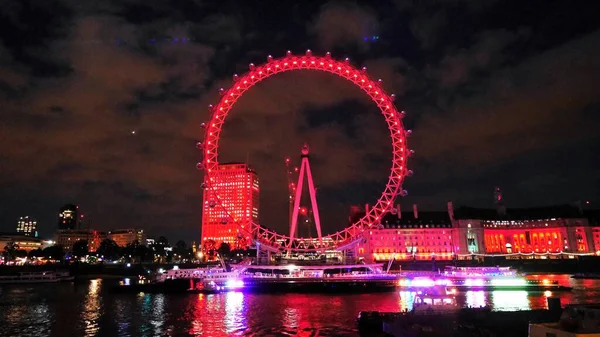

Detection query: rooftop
xmin=454 ymin=204 xmax=585 ymax=220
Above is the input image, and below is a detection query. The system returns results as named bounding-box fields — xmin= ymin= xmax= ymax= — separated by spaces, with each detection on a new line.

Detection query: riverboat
xmin=442 ymin=266 xmax=520 ymax=278
xmin=0 ymin=271 xmax=74 ymax=284
xmin=115 ymin=263 xmax=401 ymax=293
xmin=397 ymin=266 xmax=571 ymax=291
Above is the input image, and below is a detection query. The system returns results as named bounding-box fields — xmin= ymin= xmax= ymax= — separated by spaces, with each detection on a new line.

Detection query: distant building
xmin=16 ymin=216 xmax=38 ymax=237
xmin=108 ymin=229 xmax=147 ymax=247
xmin=146 ymin=238 xmax=155 ymax=246
xmin=0 ymin=233 xmax=45 ymax=252
xmin=58 ymin=204 xmax=79 ymax=230
xmin=201 ymin=163 xmax=259 ymax=249
xmin=55 ymin=229 xmax=106 ymax=252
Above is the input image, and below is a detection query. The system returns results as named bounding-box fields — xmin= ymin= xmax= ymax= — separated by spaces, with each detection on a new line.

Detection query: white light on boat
xmin=173 ymin=265 xmax=179 ymax=270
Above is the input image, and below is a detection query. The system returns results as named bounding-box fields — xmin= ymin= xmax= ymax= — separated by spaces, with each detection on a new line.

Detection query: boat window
xmin=423 ymin=298 xmax=432 ymax=305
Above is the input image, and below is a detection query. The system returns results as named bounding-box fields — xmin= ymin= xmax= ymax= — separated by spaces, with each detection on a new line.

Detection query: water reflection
xmin=0 ymin=287 xmax=52 ymax=336
xmin=4 ymin=276 xmax=600 ymax=336
xmin=224 ymin=292 xmax=246 ymax=334
xmin=491 ymin=291 xmax=531 ymax=311
xmin=398 ymin=291 xmax=416 ymax=311
xmin=81 ymin=279 xmax=102 ymax=336
xmin=282 ymin=307 xmax=300 ymax=328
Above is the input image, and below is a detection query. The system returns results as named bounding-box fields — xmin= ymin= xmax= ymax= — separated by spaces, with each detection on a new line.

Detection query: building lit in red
xmin=356 ymin=203 xmax=600 ymax=262
xmin=357 ymin=205 xmax=456 ymax=261
xmin=55 ymin=229 xmax=107 ymax=252
xmin=201 ymin=163 xmax=259 ymax=249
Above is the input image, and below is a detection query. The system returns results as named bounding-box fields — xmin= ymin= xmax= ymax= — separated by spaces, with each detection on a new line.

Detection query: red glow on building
xmin=482 ymin=219 xmax=591 ymax=254
xmin=356 ymin=204 xmax=600 ymax=262
xmin=201 ymin=163 xmax=259 ymax=248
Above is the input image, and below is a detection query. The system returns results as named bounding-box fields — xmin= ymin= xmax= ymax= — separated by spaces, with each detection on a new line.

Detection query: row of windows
xmin=370 ymin=235 xmax=453 ymax=240
xmin=372 ymin=248 xmax=453 ymax=254
xmin=371 ymin=241 xmax=452 ymax=247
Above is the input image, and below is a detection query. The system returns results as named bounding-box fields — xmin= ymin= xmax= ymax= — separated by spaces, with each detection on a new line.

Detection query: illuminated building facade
xmin=357 ymin=203 xmax=600 ymax=261
xmin=16 ymin=216 xmax=38 ymax=237
xmin=56 ymin=229 xmax=106 ymax=252
xmin=481 ymin=218 xmax=591 ymax=254
xmin=357 ymin=208 xmax=456 ymax=261
xmin=58 ymin=204 xmax=79 ymax=230
xmin=0 ymin=234 xmax=46 ymax=252
xmin=108 ymin=228 xmax=146 ymax=247
xmin=201 ymin=163 xmax=259 ymax=248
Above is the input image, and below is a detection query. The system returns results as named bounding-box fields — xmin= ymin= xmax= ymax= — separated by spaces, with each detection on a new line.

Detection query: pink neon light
xmin=201 ymin=52 xmax=409 ymax=253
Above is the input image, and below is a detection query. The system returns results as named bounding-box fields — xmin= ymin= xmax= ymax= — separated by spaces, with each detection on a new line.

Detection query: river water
xmin=0 ymin=275 xmax=598 ymax=337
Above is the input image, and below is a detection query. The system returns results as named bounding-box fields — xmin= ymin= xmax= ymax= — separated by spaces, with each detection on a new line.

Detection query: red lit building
xmin=201 ymin=163 xmax=259 ymax=249
xmin=55 ymin=229 xmax=107 ymax=252
xmin=357 ymin=206 xmax=457 ymax=261
xmin=357 ymin=203 xmax=600 ymax=262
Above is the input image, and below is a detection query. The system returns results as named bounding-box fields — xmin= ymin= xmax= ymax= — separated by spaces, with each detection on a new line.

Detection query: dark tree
xmin=28 ymin=248 xmax=44 ymax=259
xmin=43 ymin=245 xmax=65 ymax=260
xmin=174 ymin=240 xmax=186 ymax=254
xmin=72 ymin=240 xmax=89 ymax=258
xmin=204 ymin=239 xmax=217 ymax=257
xmin=158 ymin=236 xmax=169 ymax=246
xmin=3 ymin=241 xmax=19 ymax=262
xmin=122 ymin=240 xmax=139 ymax=262
xmin=217 ymin=242 xmax=231 ymax=257
xmin=15 ymin=249 xmax=28 ymax=258
xmin=135 ymin=244 xmax=153 ymax=263
xmin=96 ymin=239 xmax=120 ymax=261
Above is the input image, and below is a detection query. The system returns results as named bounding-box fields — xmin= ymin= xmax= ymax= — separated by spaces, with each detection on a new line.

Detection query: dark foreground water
xmin=0 ymin=275 xmax=599 ymax=337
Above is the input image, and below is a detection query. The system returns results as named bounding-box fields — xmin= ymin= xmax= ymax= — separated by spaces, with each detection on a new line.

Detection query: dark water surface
xmin=0 ymin=275 xmax=598 ymax=337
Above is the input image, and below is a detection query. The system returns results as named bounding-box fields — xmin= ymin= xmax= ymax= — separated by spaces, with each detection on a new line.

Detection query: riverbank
xmin=394 ymin=255 xmax=600 ymax=274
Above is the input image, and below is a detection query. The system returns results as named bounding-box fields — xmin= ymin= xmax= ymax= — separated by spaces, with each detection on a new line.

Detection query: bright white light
xmin=173 ymin=265 xmax=179 ymax=270
xmin=225 ymin=279 xmax=244 ymax=288
xmin=131 ymin=130 xmax=136 ymax=135
xmin=126 ymin=263 xmax=131 ymax=267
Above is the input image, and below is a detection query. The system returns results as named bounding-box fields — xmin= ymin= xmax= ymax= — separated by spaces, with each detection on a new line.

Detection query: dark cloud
xmin=310 ymin=2 xmax=378 ymax=50
xmin=0 ymin=0 xmax=599 ymax=241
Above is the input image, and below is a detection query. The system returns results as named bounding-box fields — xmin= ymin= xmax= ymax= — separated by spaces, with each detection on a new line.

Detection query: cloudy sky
xmin=1 ymin=0 xmax=599 ymax=241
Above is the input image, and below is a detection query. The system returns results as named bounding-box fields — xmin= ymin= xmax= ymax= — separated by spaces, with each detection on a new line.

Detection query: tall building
xmin=55 ymin=229 xmax=106 ymax=252
xmin=201 ymin=163 xmax=259 ymax=248
xmin=58 ymin=204 xmax=79 ymax=230
xmin=108 ymin=228 xmax=147 ymax=247
xmin=16 ymin=216 xmax=38 ymax=237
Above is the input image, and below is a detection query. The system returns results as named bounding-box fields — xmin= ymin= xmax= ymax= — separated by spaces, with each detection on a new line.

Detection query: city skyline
xmin=1 ymin=1 xmax=599 ymax=240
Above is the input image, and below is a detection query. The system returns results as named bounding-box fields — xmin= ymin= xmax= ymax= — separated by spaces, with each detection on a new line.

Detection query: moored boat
xmin=114 ymin=263 xmax=401 ymax=294
xmin=0 ymin=271 xmax=74 ymax=284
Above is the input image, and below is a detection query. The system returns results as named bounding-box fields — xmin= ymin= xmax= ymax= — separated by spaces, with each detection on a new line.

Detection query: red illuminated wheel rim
xmin=201 ymin=51 xmax=410 ymax=253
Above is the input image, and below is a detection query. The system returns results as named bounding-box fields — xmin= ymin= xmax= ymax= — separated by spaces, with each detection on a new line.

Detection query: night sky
xmin=1 ymin=1 xmax=599 ymax=242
